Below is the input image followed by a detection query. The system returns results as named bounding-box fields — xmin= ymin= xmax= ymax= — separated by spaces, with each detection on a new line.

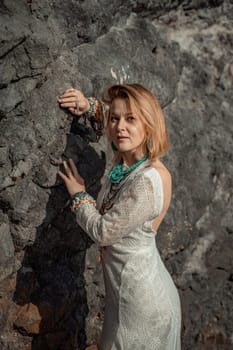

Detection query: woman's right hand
xmin=58 ymin=88 xmax=90 ymax=116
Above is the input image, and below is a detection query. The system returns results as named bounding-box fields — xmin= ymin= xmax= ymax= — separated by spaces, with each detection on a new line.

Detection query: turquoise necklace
xmin=108 ymin=155 xmax=148 ymax=184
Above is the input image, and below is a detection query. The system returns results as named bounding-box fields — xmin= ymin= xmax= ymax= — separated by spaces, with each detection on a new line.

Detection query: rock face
xmin=0 ymin=0 xmax=232 ymax=349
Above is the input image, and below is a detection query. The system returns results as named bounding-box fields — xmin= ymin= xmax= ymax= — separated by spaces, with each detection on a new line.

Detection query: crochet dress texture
xmin=73 ymin=100 xmax=181 ymax=350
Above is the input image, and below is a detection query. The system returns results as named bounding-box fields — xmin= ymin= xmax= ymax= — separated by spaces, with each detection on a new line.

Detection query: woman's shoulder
xmin=145 ymin=160 xmax=172 ymax=212
xmin=129 ymin=164 xmax=163 ymax=193
xmin=147 ymin=160 xmax=171 ymax=182
xmin=141 ymin=160 xmax=172 ymax=204
xmin=125 ymin=160 xmax=171 ymax=194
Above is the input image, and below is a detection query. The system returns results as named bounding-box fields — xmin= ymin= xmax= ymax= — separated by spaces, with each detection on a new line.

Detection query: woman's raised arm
xmin=58 ymin=88 xmax=106 ymax=140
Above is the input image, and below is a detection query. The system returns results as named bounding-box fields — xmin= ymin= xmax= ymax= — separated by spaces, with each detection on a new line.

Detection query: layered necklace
xmin=108 ymin=154 xmax=148 ymax=184
xmin=100 ymin=155 xmax=148 ymax=214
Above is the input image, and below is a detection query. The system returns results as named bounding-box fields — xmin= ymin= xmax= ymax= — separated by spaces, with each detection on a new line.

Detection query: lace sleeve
xmin=72 ymin=170 xmax=163 ymax=246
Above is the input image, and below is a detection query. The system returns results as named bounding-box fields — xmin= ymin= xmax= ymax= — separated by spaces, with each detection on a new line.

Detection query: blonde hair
xmin=103 ymin=83 xmax=170 ymax=161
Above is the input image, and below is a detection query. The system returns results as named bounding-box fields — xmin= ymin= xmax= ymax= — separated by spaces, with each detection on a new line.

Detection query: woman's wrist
xmin=70 ymin=191 xmax=96 ymax=212
xmin=85 ymin=97 xmax=105 ymax=140
xmin=84 ymin=98 xmax=90 ymax=113
xmin=86 ymin=97 xmax=99 ymax=116
xmin=71 ymin=191 xmax=87 ymax=201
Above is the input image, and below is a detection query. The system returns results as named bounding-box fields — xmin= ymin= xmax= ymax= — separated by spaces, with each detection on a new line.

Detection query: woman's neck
xmin=121 ymin=151 xmax=147 ymax=167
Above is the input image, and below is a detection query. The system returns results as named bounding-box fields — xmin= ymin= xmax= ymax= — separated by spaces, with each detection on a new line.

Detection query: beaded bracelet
xmin=70 ymin=191 xmax=96 ymax=212
xmin=86 ymin=97 xmax=106 ymax=140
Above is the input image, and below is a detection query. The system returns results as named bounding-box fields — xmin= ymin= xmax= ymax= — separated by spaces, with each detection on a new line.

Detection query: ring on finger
xmin=75 ymin=96 xmax=79 ymax=112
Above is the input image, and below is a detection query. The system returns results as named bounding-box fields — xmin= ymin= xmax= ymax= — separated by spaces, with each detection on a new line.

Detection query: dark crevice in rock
xmin=0 ymin=198 xmax=12 ymax=213
xmin=6 ymin=101 xmax=23 ymax=115
xmin=0 ymin=1 xmax=10 ymax=15
xmin=31 ymin=179 xmax=62 ymax=190
xmin=0 ymin=83 xmax=8 ymax=89
xmin=131 ymin=0 xmax=225 ymax=18
xmin=10 ymin=73 xmax=43 ymax=84
xmin=0 ymin=110 xmax=6 ymax=121
xmin=35 ymin=75 xmax=48 ymax=89
xmin=182 ymin=0 xmax=224 ymax=10
xmin=0 ymin=37 xmax=27 ymax=60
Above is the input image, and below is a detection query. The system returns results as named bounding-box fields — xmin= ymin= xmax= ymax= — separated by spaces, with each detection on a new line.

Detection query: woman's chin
xmin=117 ymin=147 xmax=132 ymax=153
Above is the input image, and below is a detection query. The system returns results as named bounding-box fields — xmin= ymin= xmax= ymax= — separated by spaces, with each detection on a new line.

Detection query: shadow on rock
xmin=12 ymin=117 xmax=106 ymax=350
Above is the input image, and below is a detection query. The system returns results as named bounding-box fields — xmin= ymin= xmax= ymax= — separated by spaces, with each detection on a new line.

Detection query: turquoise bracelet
xmin=70 ymin=191 xmax=96 ymax=212
xmin=72 ymin=191 xmax=88 ymax=201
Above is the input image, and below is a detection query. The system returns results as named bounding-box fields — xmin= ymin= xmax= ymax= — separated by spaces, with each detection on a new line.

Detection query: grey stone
xmin=0 ymin=221 xmax=14 ymax=262
xmin=0 ymin=219 xmax=15 ymax=282
xmin=0 ymin=146 xmax=9 ymax=166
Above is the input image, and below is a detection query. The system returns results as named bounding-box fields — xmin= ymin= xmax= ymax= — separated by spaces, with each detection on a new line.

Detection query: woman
xmin=58 ymin=84 xmax=181 ymax=350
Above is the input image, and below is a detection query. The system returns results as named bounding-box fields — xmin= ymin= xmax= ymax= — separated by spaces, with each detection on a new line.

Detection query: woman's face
xmin=108 ymin=98 xmax=147 ymax=158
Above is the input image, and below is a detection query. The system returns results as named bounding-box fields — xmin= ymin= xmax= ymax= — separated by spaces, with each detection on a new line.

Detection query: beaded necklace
xmin=108 ymin=155 xmax=148 ymax=184
xmin=100 ymin=154 xmax=149 ymax=214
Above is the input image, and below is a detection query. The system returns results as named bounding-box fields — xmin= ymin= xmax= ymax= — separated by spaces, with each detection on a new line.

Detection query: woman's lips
xmin=117 ymin=136 xmax=128 ymax=140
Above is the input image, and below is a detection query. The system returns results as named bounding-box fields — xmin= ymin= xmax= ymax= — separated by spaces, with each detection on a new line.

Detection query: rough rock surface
xmin=0 ymin=0 xmax=233 ymax=349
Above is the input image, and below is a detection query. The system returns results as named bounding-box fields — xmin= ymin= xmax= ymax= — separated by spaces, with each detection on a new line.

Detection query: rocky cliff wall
xmin=0 ymin=0 xmax=233 ymax=349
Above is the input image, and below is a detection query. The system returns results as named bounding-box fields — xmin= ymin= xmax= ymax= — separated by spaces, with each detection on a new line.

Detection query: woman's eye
xmin=110 ymin=115 xmax=119 ymax=122
xmin=127 ymin=116 xmax=135 ymax=121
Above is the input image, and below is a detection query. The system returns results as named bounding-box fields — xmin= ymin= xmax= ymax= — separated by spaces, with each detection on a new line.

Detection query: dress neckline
xmin=100 ymin=159 xmax=151 ymax=214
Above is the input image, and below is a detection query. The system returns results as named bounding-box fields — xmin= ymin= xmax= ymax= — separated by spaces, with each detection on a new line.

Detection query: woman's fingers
xmin=59 ymin=96 xmax=76 ymax=103
xmin=57 ymin=162 xmax=74 ymax=183
xmin=57 ymin=170 xmax=68 ymax=182
xmin=60 ymin=89 xmax=82 ymax=99
xmin=68 ymin=107 xmax=76 ymax=114
xmin=59 ymin=97 xmax=86 ymax=109
xmin=58 ymin=91 xmax=78 ymax=107
xmin=58 ymin=160 xmax=86 ymax=197
xmin=65 ymin=88 xmax=76 ymax=93
xmin=59 ymin=95 xmax=86 ymax=106
xmin=63 ymin=161 xmax=73 ymax=177
xmin=61 ymin=88 xmax=77 ymax=96
xmin=69 ymin=159 xmax=78 ymax=177
xmin=58 ymin=88 xmax=89 ymax=116
xmin=62 ymin=160 xmax=83 ymax=183
xmin=59 ymin=93 xmax=77 ymax=100
xmin=68 ymin=159 xmax=84 ymax=184
xmin=60 ymin=101 xmax=77 ymax=108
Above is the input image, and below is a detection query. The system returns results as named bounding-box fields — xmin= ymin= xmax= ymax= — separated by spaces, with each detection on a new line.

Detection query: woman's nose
xmin=117 ymin=117 xmax=126 ymax=130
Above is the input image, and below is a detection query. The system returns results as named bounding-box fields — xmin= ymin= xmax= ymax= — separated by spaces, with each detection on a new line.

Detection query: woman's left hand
xmin=58 ymin=159 xmax=85 ymax=197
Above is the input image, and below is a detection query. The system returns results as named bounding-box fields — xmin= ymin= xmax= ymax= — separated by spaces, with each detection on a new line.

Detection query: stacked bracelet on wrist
xmin=70 ymin=191 xmax=96 ymax=212
xmin=86 ymin=97 xmax=105 ymax=140
xmin=87 ymin=97 xmax=99 ymax=115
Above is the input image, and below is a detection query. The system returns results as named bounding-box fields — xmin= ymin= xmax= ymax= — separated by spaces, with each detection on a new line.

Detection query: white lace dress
xmin=74 ymin=159 xmax=181 ymax=350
